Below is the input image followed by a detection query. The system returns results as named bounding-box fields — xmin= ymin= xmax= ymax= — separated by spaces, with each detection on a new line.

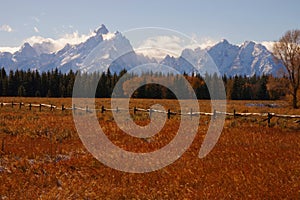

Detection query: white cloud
xmin=0 ymin=30 xmax=95 ymax=54
xmin=24 ymin=31 xmax=96 ymax=54
xmin=55 ymin=31 xmax=95 ymax=46
xmin=0 ymin=24 xmax=13 ymax=32
xmin=199 ymin=39 xmax=217 ymax=49
xmin=189 ymin=34 xmax=218 ymax=49
xmin=34 ymin=27 xmax=39 ymax=33
xmin=135 ymin=34 xmax=218 ymax=60
xmin=0 ymin=46 xmax=20 ymax=53
xmin=135 ymin=35 xmax=184 ymax=60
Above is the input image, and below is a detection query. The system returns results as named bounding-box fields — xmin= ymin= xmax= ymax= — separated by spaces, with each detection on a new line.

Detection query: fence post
xmin=62 ymin=104 xmax=64 ymax=111
xmin=86 ymin=105 xmax=89 ymax=113
xmin=116 ymin=106 xmax=119 ymax=113
xmin=19 ymin=102 xmax=22 ymax=109
xmin=50 ymin=104 xmax=53 ymax=111
xmin=39 ymin=104 xmax=42 ymax=112
xmin=268 ymin=112 xmax=271 ymax=127
xmin=213 ymin=109 xmax=217 ymax=120
xmin=190 ymin=108 xmax=193 ymax=120
xmin=149 ymin=108 xmax=153 ymax=118
xmin=233 ymin=109 xmax=236 ymax=118
xmin=29 ymin=103 xmax=32 ymax=110
xmin=134 ymin=107 xmax=137 ymax=114
xmin=168 ymin=109 xmax=171 ymax=119
xmin=101 ymin=105 xmax=105 ymax=113
xmin=73 ymin=104 xmax=76 ymax=114
xmin=0 ymin=102 xmax=3 ymax=108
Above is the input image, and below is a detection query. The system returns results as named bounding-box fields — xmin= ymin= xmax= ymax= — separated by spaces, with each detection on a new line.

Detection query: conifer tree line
xmin=0 ymin=67 xmax=288 ymax=100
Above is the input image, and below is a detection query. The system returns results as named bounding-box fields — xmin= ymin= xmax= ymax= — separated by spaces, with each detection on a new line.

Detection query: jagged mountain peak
xmin=214 ymin=39 xmax=237 ymax=48
xmin=14 ymin=42 xmax=38 ymax=58
xmin=95 ymin=24 xmax=109 ymax=35
xmin=21 ymin=42 xmax=32 ymax=48
xmin=206 ymin=39 xmax=238 ymax=54
xmin=241 ymin=40 xmax=256 ymax=48
xmin=219 ymin=39 xmax=230 ymax=45
xmin=0 ymin=25 xmax=284 ymax=76
xmin=20 ymin=42 xmax=36 ymax=53
xmin=164 ymin=54 xmax=172 ymax=59
xmin=181 ymin=47 xmax=203 ymax=57
xmin=161 ymin=39 xmax=283 ymax=76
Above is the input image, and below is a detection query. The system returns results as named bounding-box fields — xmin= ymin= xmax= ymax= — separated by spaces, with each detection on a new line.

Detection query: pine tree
xmin=231 ymin=75 xmax=242 ymax=100
xmin=257 ymin=75 xmax=269 ymax=100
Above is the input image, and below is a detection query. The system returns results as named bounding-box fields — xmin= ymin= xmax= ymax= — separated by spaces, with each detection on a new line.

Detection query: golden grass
xmin=0 ymin=98 xmax=299 ymax=199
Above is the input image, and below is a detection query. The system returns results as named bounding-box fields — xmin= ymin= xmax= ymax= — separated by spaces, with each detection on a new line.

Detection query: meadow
xmin=0 ymin=97 xmax=299 ymax=199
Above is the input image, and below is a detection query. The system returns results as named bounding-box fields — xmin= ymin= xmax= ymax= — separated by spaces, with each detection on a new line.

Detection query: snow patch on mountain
xmin=60 ymin=54 xmax=80 ymax=66
xmin=102 ymin=32 xmax=116 ymax=41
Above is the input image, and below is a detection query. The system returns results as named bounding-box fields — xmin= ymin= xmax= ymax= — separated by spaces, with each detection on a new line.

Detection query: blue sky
xmin=0 ymin=0 xmax=300 ymax=52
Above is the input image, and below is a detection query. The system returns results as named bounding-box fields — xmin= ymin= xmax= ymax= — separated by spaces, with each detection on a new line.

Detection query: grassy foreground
xmin=0 ymin=98 xmax=299 ymax=199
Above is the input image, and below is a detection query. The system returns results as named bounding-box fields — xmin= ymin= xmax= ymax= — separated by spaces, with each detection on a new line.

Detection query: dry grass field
xmin=0 ymin=97 xmax=300 ymax=199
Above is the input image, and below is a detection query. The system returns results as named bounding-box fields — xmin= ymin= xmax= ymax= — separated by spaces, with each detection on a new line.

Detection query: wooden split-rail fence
xmin=1 ymin=101 xmax=300 ymax=127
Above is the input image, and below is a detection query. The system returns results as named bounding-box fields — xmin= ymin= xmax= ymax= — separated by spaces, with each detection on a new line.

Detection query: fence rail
xmin=1 ymin=101 xmax=300 ymax=127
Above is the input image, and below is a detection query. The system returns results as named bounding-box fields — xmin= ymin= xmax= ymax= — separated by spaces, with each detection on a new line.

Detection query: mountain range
xmin=0 ymin=24 xmax=284 ymax=77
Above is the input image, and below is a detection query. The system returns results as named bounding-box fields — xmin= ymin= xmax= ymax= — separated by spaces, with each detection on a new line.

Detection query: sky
xmin=0 ymin=0 xmax=300 ymax=53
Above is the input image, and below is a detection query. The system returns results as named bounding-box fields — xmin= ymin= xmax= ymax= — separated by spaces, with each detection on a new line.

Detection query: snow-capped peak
xmin=17 ymin=42 xmax=38 ymax=57
xmin=241 ymin=41 xmax=256 ymax=48
xmin=220 ymin=39 xmax=230 ymax=44
xmin=206 ymin=39 xmax=237 ymax=52
xmin=0 ymin=24 xmax=284 ymax=76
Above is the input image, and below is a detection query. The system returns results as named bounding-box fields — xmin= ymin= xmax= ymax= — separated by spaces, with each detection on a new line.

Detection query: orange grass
xmin=0 ymin=98 xmax=299 ymax=199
